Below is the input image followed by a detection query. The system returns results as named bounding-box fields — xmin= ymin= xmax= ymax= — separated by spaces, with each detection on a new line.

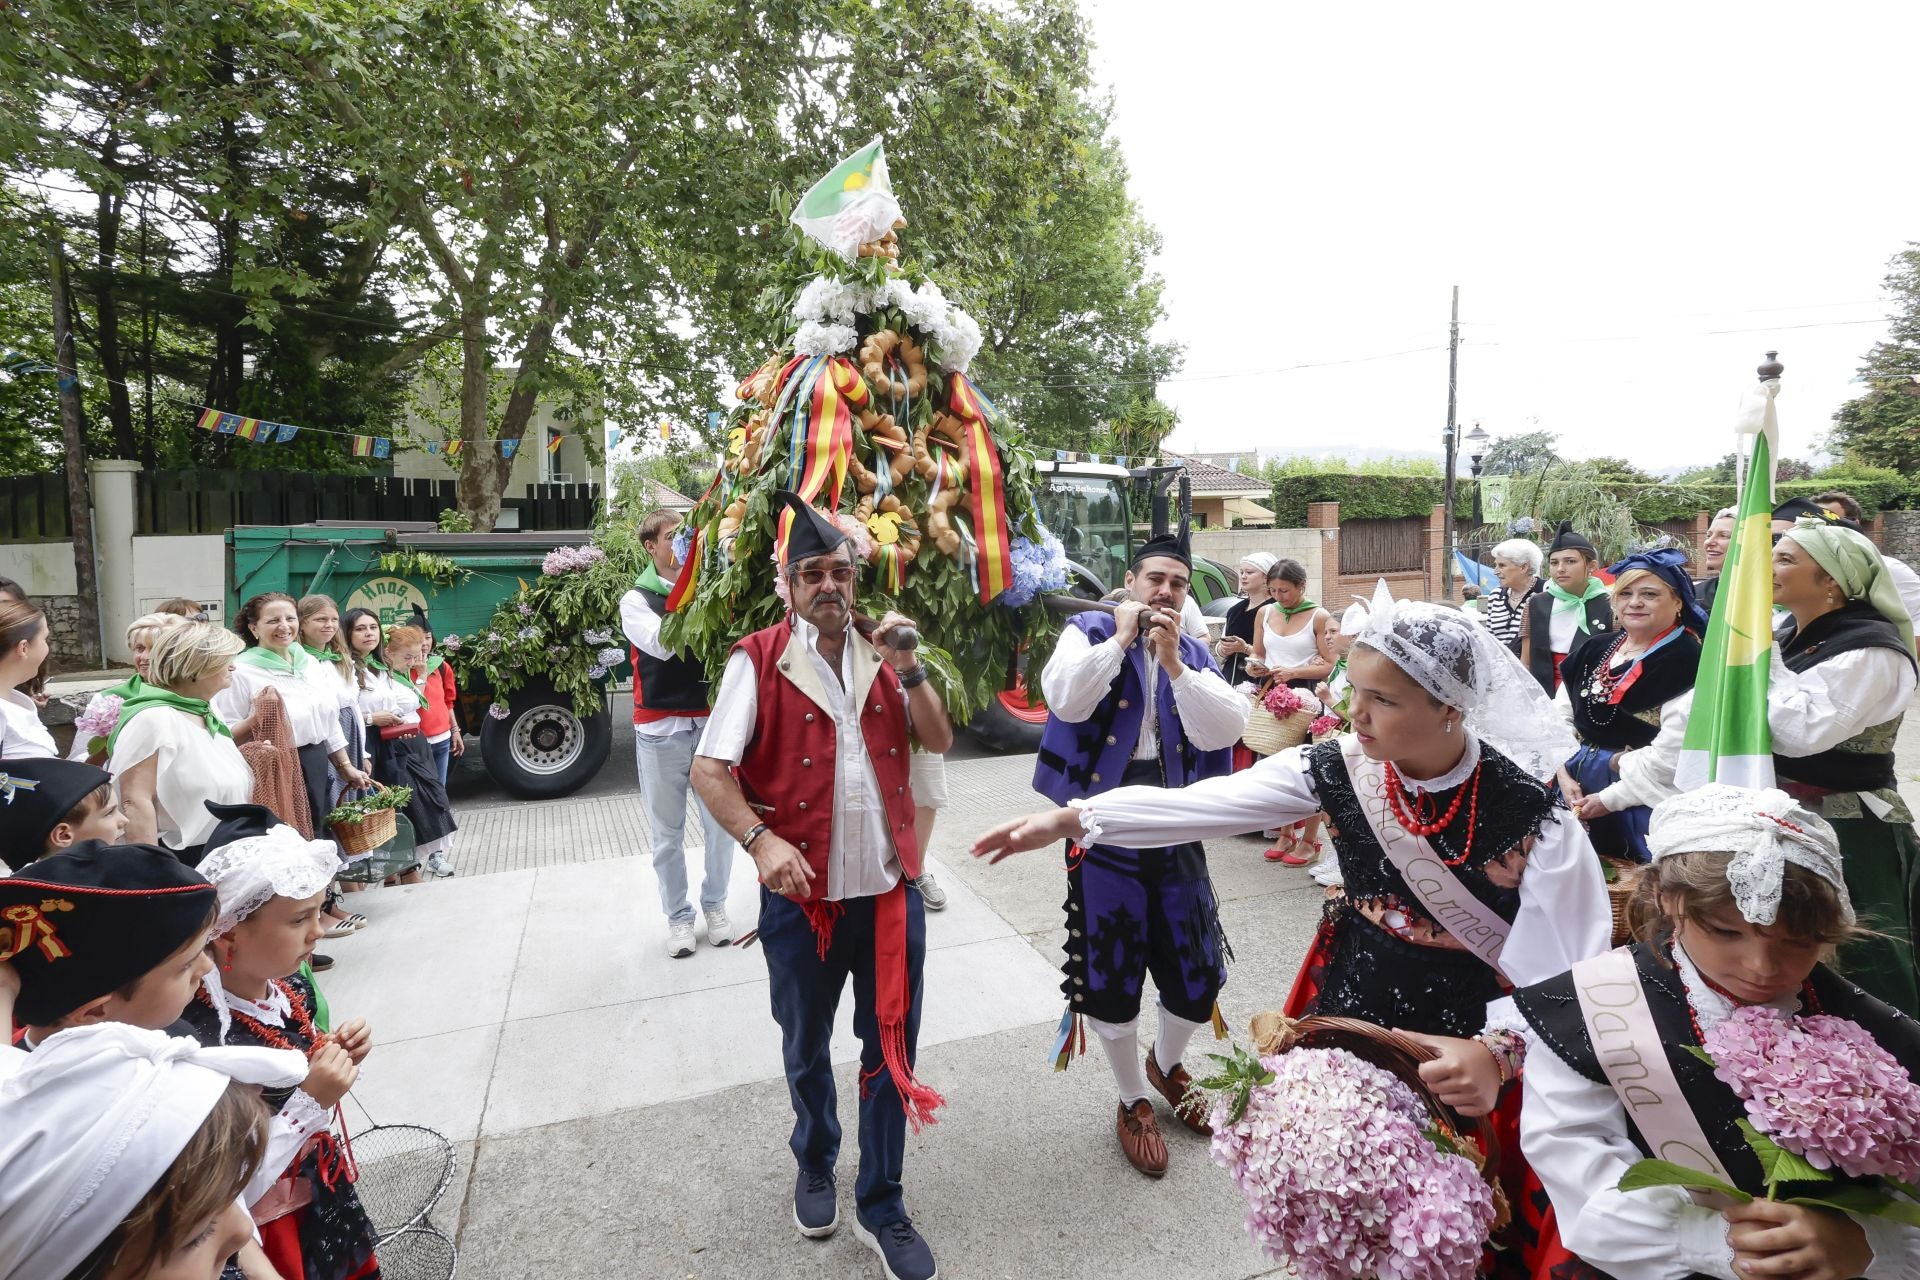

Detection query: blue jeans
xmin=759 ymin=885 xmax=925 ymax=1227
xmin=431 ymin=737 xmax=451 ymax=785
xmin=633 ymin=729 xmax=734 ymax=924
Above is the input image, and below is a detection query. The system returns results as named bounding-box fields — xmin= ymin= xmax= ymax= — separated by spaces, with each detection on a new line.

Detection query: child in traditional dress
xmin=369 ymin=624 xmax=458 ymax=882
xmin=0 ymin=757 xmax=125 ymax=872
xmin=1511 ymin=784 xmax=1920 ymax=1279
xmin=0 ymin=1018 xmax=304 ymax=1280
xmin=400 ymin=625 xmax=461 ymax=875
xmin=182 ymin=814 xmax=380 ymax=1280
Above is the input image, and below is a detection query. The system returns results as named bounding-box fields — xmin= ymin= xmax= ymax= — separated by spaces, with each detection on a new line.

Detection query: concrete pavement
xmin=326 ymin=701 xmax=1920 ymax=1280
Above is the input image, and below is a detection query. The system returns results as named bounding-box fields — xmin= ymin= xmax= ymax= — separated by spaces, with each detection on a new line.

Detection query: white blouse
xmin=1593 ymin=644 xmax=1918 ymax=816
xmin=1040 ymin=624 xmax=1249 ymax=763
xmin=0 ymin=690 xmax=56 ymax=760
xmin=1516 ymin=944 xmax=1920 ymax=1280
xmin=1071 ymin=734 xmax=1614 ymax=991
xmin=213 ymin=658 xmax=348 ymax=753
xmin=108 ymin=707 xmax=252 ymax=849
xmin=355 ymin=668 xmax=421 ymax=728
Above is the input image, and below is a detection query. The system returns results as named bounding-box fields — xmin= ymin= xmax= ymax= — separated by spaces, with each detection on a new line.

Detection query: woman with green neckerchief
xmin=64 ymin=612 xmax=189 ymax=764
xmin=108 ymin=620 xmax=252 ymax=862
xmin=296 ymin=593 xmax=368 ymax=809
xmin=213 ymin=592 xmax=374 ymax=837
xmin=1518 ymin=521 xmax=1614 ymax=695
xmin=1250 ymin=558 xmax=1336 ymax=866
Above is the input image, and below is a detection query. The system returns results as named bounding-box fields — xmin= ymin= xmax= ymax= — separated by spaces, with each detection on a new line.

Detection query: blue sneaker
xmin=853 ymin=1215 xmax=936 ymax=1280
xmin=792 ymin=1170 xmax=837 ymax=1239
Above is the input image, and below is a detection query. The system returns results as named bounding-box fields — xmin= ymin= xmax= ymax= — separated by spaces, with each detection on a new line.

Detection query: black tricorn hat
xmin=0 ymin=758 xmax=113 ymax=872
xmin=1549 ymin=521 xmax=1597 ymax=557
xmin=0 ymin=841 xmax=216 ymax=1025
xmin=773 ymin=489 xmax=851 ymax=565
xmin=1131 ymin=531 xmax=1192 ymax=571
xmin=202 ymin=800 xmax=288 ymax=859
xmin=1771 ymin=497 xmax=1857 ymax=531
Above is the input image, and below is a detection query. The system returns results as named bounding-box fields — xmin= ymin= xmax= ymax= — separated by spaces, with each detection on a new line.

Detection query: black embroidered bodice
xmin=1561 ymin=629 xmax=1701 ymax=752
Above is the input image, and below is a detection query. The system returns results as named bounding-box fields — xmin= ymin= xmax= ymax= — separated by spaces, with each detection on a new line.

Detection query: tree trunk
xmin=49 ymin=232 xmax=104 ymax=669
xmin=94 ymin=133 xmax=137 ymax=459
xmin=455 ymin=306 xmax=510 ymax=530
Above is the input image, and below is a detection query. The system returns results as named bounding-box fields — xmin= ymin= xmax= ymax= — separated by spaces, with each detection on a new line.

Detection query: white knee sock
xmin=1153 ymin=1006 xmax=1208 ymax=1075
xmin=1086 ymin=1015 xmax=1150 ymax=1106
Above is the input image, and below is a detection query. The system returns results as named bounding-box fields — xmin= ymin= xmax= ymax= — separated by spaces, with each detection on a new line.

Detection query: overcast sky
xmin=1080 ymin=0 xmax=1918 ymax=469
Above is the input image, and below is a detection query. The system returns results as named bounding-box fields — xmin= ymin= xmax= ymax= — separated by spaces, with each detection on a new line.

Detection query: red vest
xmin=731 ymin=621 xmax=921 ymax=901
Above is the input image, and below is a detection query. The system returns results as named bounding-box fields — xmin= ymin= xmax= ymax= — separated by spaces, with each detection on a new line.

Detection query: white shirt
xmin=107 ymin=707 xmax=252 ymax=849
xmin=355 ymin=668 xmax=421 ymax=728
xmin=1040 ymin=624 xmax=1249 ymax=763
xmin=1885 ymin=555 xmax=1920 ymax=646
xmin=1516 ymin=943 xmax=1919 ymax=1280
xmin=698 ymin=618 xmax=902 ymax=901
xmin=1549 ymin=601 xmax=1582 ymax=655
xmin=1179 ymin=594 xmax=1208 ymax=640
xmin=619 ymin=588 xmax=707 ymax=739
xmin=213 ymin=658 xmax=348 ymax=753
xmin=1072 ymin=735 xmax=1613 ymax=991
xmin=1595 ymin=644 xmax=1918 ymax=815
xmin=0 ymin=690 xmax=55 ymax=760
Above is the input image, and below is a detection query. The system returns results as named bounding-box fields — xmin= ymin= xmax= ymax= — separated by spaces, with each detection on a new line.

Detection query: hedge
xmin=1271 ymin=471 xmax=1915 ymax=529
xmin=1269 ymin=474 xmax=1476 ymax=526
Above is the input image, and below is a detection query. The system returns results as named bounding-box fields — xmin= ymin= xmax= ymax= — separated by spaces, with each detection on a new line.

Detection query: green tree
xmin=1478 ymin=429 xmax=1561 ymax=477
xmin=1831 ymin=245 xmax=1920 ymax=475
xmin=1582 ymin=456 xmax=1656 ymax=484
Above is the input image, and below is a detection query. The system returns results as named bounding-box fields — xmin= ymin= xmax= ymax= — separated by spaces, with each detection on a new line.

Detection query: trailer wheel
xmin=480 ymin=679 xmax=610 ymax=799
xmin=966 ymin=673 xmax=1049 ymax=753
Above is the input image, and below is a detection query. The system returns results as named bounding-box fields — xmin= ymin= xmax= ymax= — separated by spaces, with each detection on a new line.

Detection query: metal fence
xmin=0 ymin=473 xmax=69 ymax=541
xmin=1338 ymin=516 xmax=1426 ymax=575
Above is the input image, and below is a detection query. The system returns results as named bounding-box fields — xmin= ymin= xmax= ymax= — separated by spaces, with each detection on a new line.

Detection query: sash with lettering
xmin=1571 ymin=947 xmax=1735 ymax=1186
xmin=1339 ymin=735 xmax=1511 ymax=977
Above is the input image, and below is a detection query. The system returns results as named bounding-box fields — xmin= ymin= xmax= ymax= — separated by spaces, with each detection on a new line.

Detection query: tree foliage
xmin=1830 ymin=244 xmax=1920 ymax=476
xmin=1476 ymin=429 xmax=1561 ymax=477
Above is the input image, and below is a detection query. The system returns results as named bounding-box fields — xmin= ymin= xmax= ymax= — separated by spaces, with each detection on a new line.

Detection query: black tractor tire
xmin=966 ymin=688 xmax=1049 ymax=753
xmin=479 ymin=679 xmax=611 ymax=799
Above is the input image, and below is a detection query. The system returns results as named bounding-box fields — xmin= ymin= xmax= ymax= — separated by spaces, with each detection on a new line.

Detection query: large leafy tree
xmin=1477 ymin=429 xmax=1562 ymax=478
xmin=1831 ymin=245 xmax=1920 ymax=476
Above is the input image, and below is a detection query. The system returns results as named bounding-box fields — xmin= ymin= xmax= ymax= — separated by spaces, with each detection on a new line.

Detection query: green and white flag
xmin=1676 ymin=378 xmax=1780 ymax=789
xmin=791 ymin=137 xmax=902 ymax=260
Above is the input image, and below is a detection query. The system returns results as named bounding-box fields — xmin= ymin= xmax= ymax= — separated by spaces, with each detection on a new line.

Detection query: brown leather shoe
xmin=1145 ymin=1051 xmax=1213 ymax=1136
xmin=1116 ymin=1099 xmax=1168 ymax=1177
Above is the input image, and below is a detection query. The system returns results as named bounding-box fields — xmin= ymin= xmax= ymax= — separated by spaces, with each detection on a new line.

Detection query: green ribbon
xmin=234 ymin=643 xmax=312 ymax=676
xmin=1273 ymin=598 xmax=1320 ymax=617
xmin=1547 ymin=577 xmax=1610 ymax=635
xmin=108 ymin=686 xmax=232 ymax=754
xmin=367 ymin=658 xmax=428 ymax=709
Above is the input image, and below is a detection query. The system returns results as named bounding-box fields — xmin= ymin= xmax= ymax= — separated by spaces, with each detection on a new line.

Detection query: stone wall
xmin=1884 ymin=510 xmax=1920 ymax=565
xmin=37 ymin=594 xmax=90 ymax=670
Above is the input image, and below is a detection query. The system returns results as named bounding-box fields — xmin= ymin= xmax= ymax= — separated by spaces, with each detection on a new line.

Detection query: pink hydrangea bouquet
xmin=1309 ymin=713 xmax=1344 ymax=739
xmin=1622 ymin=1005 xmax=1920 ymax=1217
xmin=1202 ymin=1043 xmax=1497 ymax=1280
xmin=1261 ymin=682 xmax=1306 ymax=717
xmin=74 ymin=693 xmax=125 ymax=760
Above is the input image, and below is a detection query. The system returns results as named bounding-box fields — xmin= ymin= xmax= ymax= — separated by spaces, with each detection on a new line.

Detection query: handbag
xmin=1241 ymin=677 xmax=1314 ymax=757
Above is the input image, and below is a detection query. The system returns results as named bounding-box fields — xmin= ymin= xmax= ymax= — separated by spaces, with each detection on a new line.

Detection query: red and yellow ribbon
xmin=948 ymin=373 xmax=1013 ymax=604
xmin=775 ymin=357 xmax=857 ymax=562
xmin=1 ymin=900 xmax=74 ymax=963
xmin=665 ymin=471 xmax=727 ymax=612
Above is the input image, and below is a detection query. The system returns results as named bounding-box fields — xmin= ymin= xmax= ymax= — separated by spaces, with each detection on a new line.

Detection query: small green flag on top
xmin=1676 ymin=371 xmax=1781 ymax=790
xmin=791 ymin=137 xmax=903 ymax=261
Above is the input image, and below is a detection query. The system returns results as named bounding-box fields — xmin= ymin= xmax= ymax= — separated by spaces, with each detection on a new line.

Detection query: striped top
xmin=1483 ymin=577 xmax=1545 ymax=653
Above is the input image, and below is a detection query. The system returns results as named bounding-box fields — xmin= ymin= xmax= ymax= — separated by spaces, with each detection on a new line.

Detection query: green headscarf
xmin=1783 ymin=518 xmax=1917 ymax=651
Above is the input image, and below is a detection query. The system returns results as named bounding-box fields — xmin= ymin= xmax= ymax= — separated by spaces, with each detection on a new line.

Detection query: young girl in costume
xmin=376 ymin=625 xmax=459 ymax=880
xmin=182 ymin=815 xmax=380 ymax=1280
xmin=1511 ymin=784 xmax=1920 ymax=1279
xmin=976 ymin=595 xmax=1614 ymax=1229
xmin=340 ymin=610 xmax=425 ymax=886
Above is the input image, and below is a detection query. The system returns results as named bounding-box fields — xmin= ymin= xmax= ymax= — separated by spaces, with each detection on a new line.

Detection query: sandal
xmin=1263 ymin=831 xmax=1300 ymax=863
xmin=1278 ymin=839 xmax=1322 ymax=868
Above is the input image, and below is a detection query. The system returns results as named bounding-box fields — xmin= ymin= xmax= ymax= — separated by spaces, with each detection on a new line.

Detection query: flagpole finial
xmin=1757 ymin=350 xmax=1784 ymax=381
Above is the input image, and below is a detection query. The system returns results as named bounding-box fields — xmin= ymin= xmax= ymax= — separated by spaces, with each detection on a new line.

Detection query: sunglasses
xmin=790 ymin=565 xmax=857 ymax=587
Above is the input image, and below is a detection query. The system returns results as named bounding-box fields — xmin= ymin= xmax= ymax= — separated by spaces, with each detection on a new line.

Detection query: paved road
xmin=335 ymin=695 xmax=1920 ymax=1279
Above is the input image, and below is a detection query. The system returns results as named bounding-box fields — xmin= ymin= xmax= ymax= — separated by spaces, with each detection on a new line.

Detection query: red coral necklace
xmin=1383 ymin=759 xmax=1482 ymax=867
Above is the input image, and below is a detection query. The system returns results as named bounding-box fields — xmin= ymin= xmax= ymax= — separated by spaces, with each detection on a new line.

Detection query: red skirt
xmin=258 ymin=1211 xmax=381 ymax=1280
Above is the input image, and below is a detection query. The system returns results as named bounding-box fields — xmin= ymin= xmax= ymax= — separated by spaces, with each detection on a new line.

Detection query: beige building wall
xmin=393 ymin=376 xmax=605 ymax=490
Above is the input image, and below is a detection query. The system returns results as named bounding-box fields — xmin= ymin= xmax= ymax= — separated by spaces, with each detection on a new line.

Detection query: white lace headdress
xmin=0 ymin=1022 xmax=305 ymax=1280
xmin=197 ymin=823 xmax=342 ymax=936
xmin=1353 ymin=595 xmax=1576 ymax=781
xmin=1646 ymin=784 xmax=1851 ymax=926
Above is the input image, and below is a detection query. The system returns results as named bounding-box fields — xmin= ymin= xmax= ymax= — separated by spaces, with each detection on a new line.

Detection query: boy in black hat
xmin=0 ymin=841 xmax=217 ymax=1047
xmin=1024 ymin=529 xmax=1249 ymax=1177
xmin=1520 ymin=521 xmax=1612 ymax=693
xmin=0 ymin=758 xmax=127 ymax=873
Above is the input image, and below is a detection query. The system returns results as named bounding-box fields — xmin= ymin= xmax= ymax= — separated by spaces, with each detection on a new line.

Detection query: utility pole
xmin=1440 ymin=285 xmax=1460 ymax=601
xmin=48 ymin=228 xmax=104 ymax=668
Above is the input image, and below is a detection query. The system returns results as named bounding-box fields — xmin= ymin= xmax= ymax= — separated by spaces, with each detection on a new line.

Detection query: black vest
xmin=1775 ymin=601 xmax=1916 ymax=792
xmin=1561 ymin=629 xmax=1701 ymax=751
xmin=1526 ymin=589 xmax=1615 ymax=694
xmin=632 ymin=587 xmax=709 ymax=716
xmin=1514 ymin=942 xmax=1920 ymax=1200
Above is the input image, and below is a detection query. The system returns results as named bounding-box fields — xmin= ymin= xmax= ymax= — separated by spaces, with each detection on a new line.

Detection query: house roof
xmin=636 ymin=476 xmax=697 ymax=509
xmin=1164 ymin=453 xmax=1270 ymax=497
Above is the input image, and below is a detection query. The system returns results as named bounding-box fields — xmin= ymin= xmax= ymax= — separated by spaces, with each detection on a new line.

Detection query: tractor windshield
xmin=1038 ymin=472 xmax=1131 ymax=593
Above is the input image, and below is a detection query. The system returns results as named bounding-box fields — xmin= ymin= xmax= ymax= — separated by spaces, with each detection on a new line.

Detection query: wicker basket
xmin=1247 ymin=1012 xmax=1508 ymax=1226
xmin=1601 ymin=856 xmax=1643 ymax=948
xmin=1242 ymin=682 xmax=1315 ymax=756
xmin=331 ymin=783 xmax=400 ymax=856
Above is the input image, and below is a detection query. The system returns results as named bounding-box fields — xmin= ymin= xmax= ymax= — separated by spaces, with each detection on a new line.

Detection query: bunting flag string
xmin=186 ymin=401 xmax=538 ymax=462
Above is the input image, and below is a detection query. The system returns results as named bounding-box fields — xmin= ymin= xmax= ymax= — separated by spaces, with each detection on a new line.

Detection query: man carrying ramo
xmin=691 ymin=490 xmax=951 ymax=1280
